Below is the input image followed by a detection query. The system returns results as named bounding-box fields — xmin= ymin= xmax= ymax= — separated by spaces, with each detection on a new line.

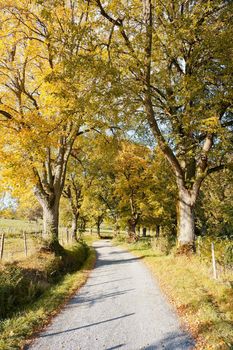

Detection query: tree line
xmin=0 ymin=0 xmax=232 ymax=254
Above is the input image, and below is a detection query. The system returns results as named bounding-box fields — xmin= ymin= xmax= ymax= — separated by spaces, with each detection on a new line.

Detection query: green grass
xmin=0 ymin=245 xmax=96 ymax=350
xmin=0 ymin=218 xmax=42 ymax=233
xmin=0 ymin=218 xmax=98 ymax=262
xmin=113 ymin=237 xmax=233 ymax=350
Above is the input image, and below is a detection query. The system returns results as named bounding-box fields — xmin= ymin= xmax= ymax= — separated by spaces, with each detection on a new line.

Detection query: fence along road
xmin=28 ymin=240 xmax=194 ymax=350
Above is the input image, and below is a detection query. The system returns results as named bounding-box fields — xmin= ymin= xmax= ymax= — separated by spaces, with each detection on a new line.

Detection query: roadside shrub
xmin=0 ymin=265 xmax=44 ymax=319
xmin=197 ymin=236 xmax=233 ymax=268
xmin=0 ymin=242 xmax=89 ymax=320
xmin=62 ymin=241 xmax=88 ymax=272
xmin=152 ymin=235 xmax=176 ymax=255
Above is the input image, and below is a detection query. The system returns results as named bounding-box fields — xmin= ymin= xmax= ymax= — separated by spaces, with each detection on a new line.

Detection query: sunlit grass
xmin=0 ymin=246 xmax=96 ymax=350
xmin=113 ymin=238 xmax=233 ymax=350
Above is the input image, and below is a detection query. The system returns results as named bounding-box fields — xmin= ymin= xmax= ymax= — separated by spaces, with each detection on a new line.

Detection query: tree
xmin=95 ymin=0 xmax=233 ymax=250
xmin=63 ymin=138 xmax=95 ymax=241
xmin=76 ymin=134 xmax=120 ymax=238
xmin=140 ymin=148 xmax=177 ymax=238
xmin=0 ymin=1 xmax=107 ymax=252
xmin=114 ymin=141 xmax=151 ymax=239
xmin=196 ymin=168 xmax=233 ymax=238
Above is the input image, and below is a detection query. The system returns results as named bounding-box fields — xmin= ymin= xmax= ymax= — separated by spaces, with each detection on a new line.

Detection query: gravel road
xmin=28 ymin=240 xmax=194 ymax=350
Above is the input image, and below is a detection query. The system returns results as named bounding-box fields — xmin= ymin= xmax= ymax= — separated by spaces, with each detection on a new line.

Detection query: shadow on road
xmin=109 ymin=250 xmax=128 ymax=255
xmin=87 ymin=277 xmax=132 ymax=287
xmin=95 ymin=256 xmax=144 ymax=268
xmin=66 ymin=288 xmax=134 ymax=308
xmin=106 ymin=345 xmax=125 ymax=350
xmin=144 ymin=331 xmax=195 ymax=349
xmin=38 ymin=313 xmax=135 ymax=339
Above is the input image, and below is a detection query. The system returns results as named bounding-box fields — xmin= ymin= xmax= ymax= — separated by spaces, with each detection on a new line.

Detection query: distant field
xmin=0 ymin=218 xmax=117 ymax=262
xmin=0 ymin=218 xmax=43 ymax=233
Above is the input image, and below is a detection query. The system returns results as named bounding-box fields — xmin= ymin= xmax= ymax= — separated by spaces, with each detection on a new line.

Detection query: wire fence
xmin=0 ymin=222 xmax=118 ymax=262
xmin=0 ymin=227 xmax=76 ymax=262
xmin=1 ymin=223 xmax=232 ymax=283
xmin=196 ymin=235 xmax=233 ymax=281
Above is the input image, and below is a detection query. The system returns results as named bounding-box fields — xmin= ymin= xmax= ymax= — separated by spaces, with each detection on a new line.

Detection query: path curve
xmin=29 ymin=240 xmax=194 ymax=350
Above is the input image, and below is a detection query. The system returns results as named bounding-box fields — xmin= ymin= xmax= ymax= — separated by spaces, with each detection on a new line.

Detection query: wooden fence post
xmin=197 ymin=236 xmax=201 ymax=256
xmin=211 ymin=242 xmax=217 ymax=279
xmin=23 ymin=231 xmax=28 ymax=257
xmin=66 ymin=228 xmax=69 ymax=244
xmin=0 ymin=233 xmax=5 ymax=260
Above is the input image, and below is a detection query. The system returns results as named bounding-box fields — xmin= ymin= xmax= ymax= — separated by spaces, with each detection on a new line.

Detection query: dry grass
xmin=0 ymin=247 xmax=96 ymax=350
xmin=113 ymin=239 xmax=233 ymax=350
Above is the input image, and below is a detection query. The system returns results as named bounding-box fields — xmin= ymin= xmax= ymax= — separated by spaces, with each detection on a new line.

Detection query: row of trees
xmin=0 ymin=0 xmax=232 ymax=253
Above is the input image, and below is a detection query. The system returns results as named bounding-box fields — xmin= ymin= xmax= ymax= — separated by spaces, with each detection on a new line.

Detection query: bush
xmin=62 ymin=241 xmax=88 ymax=272
xmin=0 ymin=242 xmax=89 ymax=320
xmin=197 ymin=236 xmax=233 ymax=268
xmin=151 ymin=235 xmax=176 ymax=255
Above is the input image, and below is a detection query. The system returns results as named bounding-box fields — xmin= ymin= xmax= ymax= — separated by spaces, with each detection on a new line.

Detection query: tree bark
xmin=39 ymin=195 xmax=64 ymax=255
xmin=114 ymin=220 xmax=120 ymax=237
xmin=97 ymin=222 xmax=101 ymax=238
xmin=155 ymin=225 xmax=160 ymax=238
xmin=177 ymin=188 xmax=195 ymax=252
xmin=142 ymin=227 xmax=147 ymax=237
xmin=71 ymin=212 xmax=79 ymax=242
xmin=127 ymin=218 xmax=137 ymax=240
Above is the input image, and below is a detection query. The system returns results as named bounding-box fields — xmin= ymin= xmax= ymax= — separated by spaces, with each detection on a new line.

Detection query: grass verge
xmin=0 ymin=246 xmax=96 ymax=350
xmin=113 ymin=238 xmax=233 ymax=350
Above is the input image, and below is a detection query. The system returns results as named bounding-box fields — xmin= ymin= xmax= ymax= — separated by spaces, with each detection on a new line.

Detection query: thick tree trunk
xmin=127 ymin=218 xmax=137 ymax=240
xmin=42 ymin=203 xmax=58 ymax=238
xmin=142 ymin=227 xmax=147 ymax=237
xmin=177 ymin=188 xmax=195 ymax=252
xmin=155 ymin=225 xmax=160 ymax=238
xmin=114 ymin=221 xmax=120 ymax=237
xmin=71 ymin=213 xmax=79 ymax=242
xmin=41 ymin=199 xmax=64 ymax=255
xmin=97 ymin=222 xmax=101 ymax=238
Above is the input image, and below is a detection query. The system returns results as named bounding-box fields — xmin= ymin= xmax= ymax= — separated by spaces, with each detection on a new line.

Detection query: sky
xmin=0 ymin=192 xmax=17 ymax=211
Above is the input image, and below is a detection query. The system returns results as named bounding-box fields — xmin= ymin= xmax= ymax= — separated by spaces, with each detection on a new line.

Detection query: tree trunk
xmin=155 ymin=225 xmax=160 ymax=238
xmin=142 ymin=227 xmax=147 ymax=237
xmin=97 ymin=222 xmax=101 ymax=238
xmin=71 ymin=213 xmax=79 ymax=242
xmin=96 ymin=218 xmax=102 ymax=238
xmin=41 ymin=199 xmax=64 ymax=255
xmin=127 ymin=218 xmax=137 ymax=240
xmin=114 ymin=222 xmax=120 ymax=237
xmin=177 ymin=189 xmax=195 ymax=253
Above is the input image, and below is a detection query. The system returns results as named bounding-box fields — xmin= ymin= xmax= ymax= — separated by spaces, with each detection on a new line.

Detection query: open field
xmin=0 ymin=218 xmax=116 ymax=262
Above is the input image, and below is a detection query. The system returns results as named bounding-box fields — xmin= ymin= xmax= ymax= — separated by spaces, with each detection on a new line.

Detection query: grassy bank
xmin=113 ymin=237 xmax=233 ymax=350
xmin=0 ymin=243 xmax=96 ymax=350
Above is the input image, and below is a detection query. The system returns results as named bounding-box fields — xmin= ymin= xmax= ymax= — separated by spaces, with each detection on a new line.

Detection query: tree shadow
xmin=92 ymin=244 xmax=112 ymax=249
xmin=144 ymin=331 xmax=195 ymax=349
xmin=95 ymin=256 xmax=144 ymax=268
xmin=37 ymin=313 xmax=135 ymax=339
xmin=87 ymin=277 xmax=132 ymax=287
xmin=106 ymin=345 xmax=125 ymax=350
xmin=65 ymin=288 xmax=135 ymax=308
xmin=109 ymin=250 xmax=128 ymax=255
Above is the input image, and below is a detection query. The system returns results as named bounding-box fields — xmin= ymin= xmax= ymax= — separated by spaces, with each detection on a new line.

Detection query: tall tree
xmin=114 ymin=141 xmax=151 ymax=239
xmin=0 ymin=0 xmax=105 ymax=252
xmin=95 ymin=0 xmax=233 ymax=250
